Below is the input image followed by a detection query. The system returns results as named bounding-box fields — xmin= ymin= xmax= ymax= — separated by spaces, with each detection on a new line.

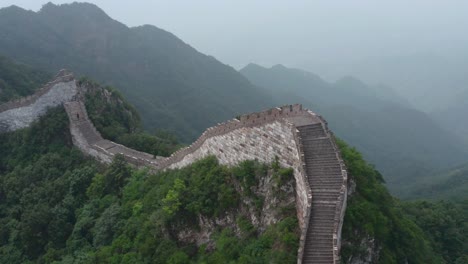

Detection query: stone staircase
xmin=298 ymin=123 xmax=343 ymax=264
xmin=64 ymin=101 xmax=102 ymax=144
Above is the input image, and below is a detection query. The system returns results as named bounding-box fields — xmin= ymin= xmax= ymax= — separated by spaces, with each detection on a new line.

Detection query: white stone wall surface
xmin=167 ymin=121 xmax=311 ymax=229
xmin=0 ymin=81 xmax=77 ymax=132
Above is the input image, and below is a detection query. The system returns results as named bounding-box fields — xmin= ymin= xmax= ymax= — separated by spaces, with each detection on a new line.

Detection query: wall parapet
xmin=0 ymin=69 xmax=347 ymax=263
xmin=159 ymin=104 xmax=308 ymax=169
xmin=318 ymin=115 xmax=348 ymax=263
xmin=0 ymin=69 xmax=74 ymax=113
xmin=292 ymin=125 xmax=313 ymax=264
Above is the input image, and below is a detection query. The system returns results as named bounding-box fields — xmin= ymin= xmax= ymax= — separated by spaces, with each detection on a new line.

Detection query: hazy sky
xmin=1 ymin=0 xmax=468 ymax=79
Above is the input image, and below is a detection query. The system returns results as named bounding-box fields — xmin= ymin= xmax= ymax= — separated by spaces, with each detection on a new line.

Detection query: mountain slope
xmin=300 ymin=53 xmax=468 ymax=112
xmin=0 ymin=55 xmax=51 ymax=102
xmin=1 ymin=66 xmax=464 ymax=263
xmin=409 ymin=162 xmax=468 ymax=201
xmin=0 ymin=3 xmax=275 ymax=141
xmin=240 ymin=63 xmax=468 ymax=194
xmin=433 ymin=89 xmax=468 ymax=145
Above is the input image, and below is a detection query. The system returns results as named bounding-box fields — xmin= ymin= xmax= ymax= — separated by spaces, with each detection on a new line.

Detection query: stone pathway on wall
xmin=0 ymin=71 xmax=348 ymax=264
xmin=64 ymin=100 xmax=162 ymax=167
xmin=297 ymin=123 xmax=346 ymax=264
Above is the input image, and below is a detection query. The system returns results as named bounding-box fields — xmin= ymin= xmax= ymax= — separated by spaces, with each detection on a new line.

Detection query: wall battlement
xmin=0 ymin=69 xmax=74 ymax=113
xmin=157 ymin=104 xmax=312 ymax=169
xmin=0 ymin=70 xmax=78 ymax=132
xmin=0 ymin=71 xmax=347 ymax=264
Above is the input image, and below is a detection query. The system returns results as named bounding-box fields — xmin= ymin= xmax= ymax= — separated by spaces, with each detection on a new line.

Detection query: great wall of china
xmin=0 ymin=71 xmax=348 ymax=264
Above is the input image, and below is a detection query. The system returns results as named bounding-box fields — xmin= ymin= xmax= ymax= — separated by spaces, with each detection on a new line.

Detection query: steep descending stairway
xmin=64 ymin=101 xmax=103 ymax=144
xmin=298 ymin=123 xmax=344 ymax=264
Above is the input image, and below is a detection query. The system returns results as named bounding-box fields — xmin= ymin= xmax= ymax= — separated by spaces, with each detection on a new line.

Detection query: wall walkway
xmin=0 ymin=71 xmax=347 ymax=264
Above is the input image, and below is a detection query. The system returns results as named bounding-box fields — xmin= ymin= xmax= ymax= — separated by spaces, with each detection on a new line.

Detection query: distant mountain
xmin=433 ymin=89 xmax=468 ymax=145
xmin=300 ymin=53 xmax=468 ymax=112
xmin=0 ymin=3 xmax=275 ymax=141
xmin=240 ymin=63 xmax=468 ymax=194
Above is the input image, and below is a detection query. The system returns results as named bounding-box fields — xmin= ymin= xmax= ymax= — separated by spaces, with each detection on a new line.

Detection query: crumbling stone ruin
xmin=0 ymin=71 xmax=348 ymax=264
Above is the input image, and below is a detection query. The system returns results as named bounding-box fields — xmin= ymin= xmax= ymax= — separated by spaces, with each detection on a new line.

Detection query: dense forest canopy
xmin=0 ymin=55 xmax=51 ymax=102
xmin=0 ymin=102 xmax=465 ymax=263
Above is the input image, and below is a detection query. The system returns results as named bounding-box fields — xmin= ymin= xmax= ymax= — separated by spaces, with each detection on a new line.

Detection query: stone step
xmin=299 ymin=131 xmax=327 ymax=138
xmin=307 ymin=169 xmax=342 ymax=175
xmin=310 ymin=188 xmax=341 ymax=193
xmin=308 ymin=175 xmax=343 ymax=180
xmin=310 ymin=216 xmax=335 ymax=221
xmin=304 ymin=245 xmax=333 ymax=251
xmin=306 ymin=163 xmax=341 ymax=168
xmin=305 ymin=157 xmax=339 ymax=162
xmin=309 ymin=178 xmax=343 ymax=183
xmin=303 ymin=144 xmax=334 ymax=149
xmin=310 ymin=210 xmax=336 ymax=216
xmin=304 ymin=150 xmax=337 ymax=155
xmin=309 ymin=229 xmax=335 ymax=234
xmin=304 ymin=254 xmax=334 ymax=258
xmin=313 ymin=196 xmax=339 ymax=202
xmin=310 ymin=183 xmax=342 ymax=187
xmin=309 ymin=224 xmax=334 ymax=230
xmin=310 ymin=211 xmax=335 ymax=216
xmin=304 ymin=155 xmax=338 ymax=161
xmin=302 ymin=256 xmax=334 ymax=263
xmin=311 ymin=187 xmax=341 ymax=192
xmin=308 ymin=169 xmax=342 ymax=173
xmin=310 ymin=214 xmax=335 ymax=219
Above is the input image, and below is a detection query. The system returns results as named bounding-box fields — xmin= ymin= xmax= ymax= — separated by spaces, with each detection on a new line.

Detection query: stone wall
xmin=0 ymin=70 xmax=76 ymax=132
xmin=158 ymin=105 xmax=314 ymax=230
xmin=319 ymin=117 xmax=349 ymax=263
xmin=64 ymin=100 xmax=162 ymax=168
xmin=167 ymin=120 xmax=311 ymax=228
xmin=0 ymin=71 xmax=348 ymax=263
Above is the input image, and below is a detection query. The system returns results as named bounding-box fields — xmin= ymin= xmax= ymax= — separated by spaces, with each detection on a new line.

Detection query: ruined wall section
xmin=0 ymin=70 xmax=76 ymax=132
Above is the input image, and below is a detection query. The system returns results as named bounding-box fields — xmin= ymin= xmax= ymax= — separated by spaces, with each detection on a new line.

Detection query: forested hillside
xmin=0 ymin=112 xmax=299 ymax=263
xmin=1 ymin=107 xmax=464 ymax=263
xmin=0 ymin=96 xmax=299 ymax=263
xmin=0 ymin=3 xmax=275 ymax=141
xmin=240 ymin=63 xmax=468 ymax=195
xmin=2 ymin=2 xmax=465 ymax=199
xmin=434 ymin=89 xmax=468 ymax=145
xmin=0 ymin=69 xmax=465 ymax=262
xmin=408 ymin=162 xmax=468 ymax=201
xmin=0 ymin=55 xmax=51 ymax=102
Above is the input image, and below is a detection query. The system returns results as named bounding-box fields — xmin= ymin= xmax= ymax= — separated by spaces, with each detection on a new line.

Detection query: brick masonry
xmin=0 ymin=70 xmax=76 ymax=132
xmin=0 ymin=72 xmax=347 ymax=264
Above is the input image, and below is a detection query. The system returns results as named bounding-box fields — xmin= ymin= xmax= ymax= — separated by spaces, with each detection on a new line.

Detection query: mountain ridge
xmin=240 ymin=63 xmax=468 ymax=194
xmin=0 ymin=3 xmax=276 ymax=141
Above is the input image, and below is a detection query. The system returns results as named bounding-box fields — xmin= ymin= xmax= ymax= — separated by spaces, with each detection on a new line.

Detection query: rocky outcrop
xmin=176 ymin=167 xmax=297 ymax=250
xmin=0 ymin=71 xmax=348 ymax=264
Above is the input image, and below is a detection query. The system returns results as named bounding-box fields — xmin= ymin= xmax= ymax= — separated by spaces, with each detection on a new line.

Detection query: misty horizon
xmin=1 ymin=1 xmax=467 ymax=74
